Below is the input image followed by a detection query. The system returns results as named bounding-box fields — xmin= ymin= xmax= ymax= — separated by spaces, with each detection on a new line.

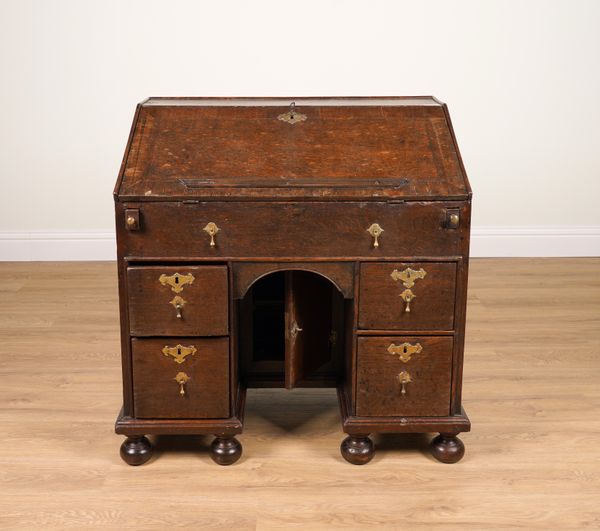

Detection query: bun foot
xmin=341 ymin=434 xmax=374 ymax=465
xmin=430 ymin=433 xmax=465 ymax=463
xmin=210 ymin=436 xmax=242 ymax=465
xmin=120 ymin=435 xmax=153 ymax=466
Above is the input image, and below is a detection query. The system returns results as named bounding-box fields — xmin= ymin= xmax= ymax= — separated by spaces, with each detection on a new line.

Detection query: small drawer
xmin=358 ymin=262 xmax=456 ymax=330
xmin=127 ymin=265 xmax=228 ymax=336
xmin=132 ymin=337 xmax=230 ymax=419
xmin=356 ymin=336 xmax=452 ymax=417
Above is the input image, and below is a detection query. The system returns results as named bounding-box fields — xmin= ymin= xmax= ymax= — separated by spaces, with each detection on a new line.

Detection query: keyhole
xmin=403 ymin=346 xmax=408 ymax=354
xmin=175 ymin=276 xmax=179 ymax=284
xmin=177 ymin=347 xmax=181 ymax=355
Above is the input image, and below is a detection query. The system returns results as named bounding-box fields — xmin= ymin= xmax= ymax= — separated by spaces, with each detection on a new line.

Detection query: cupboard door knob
xmin=203 ymin=222 xmax=220 ymax=247
xmin=290 ymin=321 xmax=303 ymax=339
xmin=366 ymin=223 xmax=384 ymax=248
xmin=398 ymin=371 xmax=412 ymax=396
xmin=174 ymin=372 xmax=190 ymax=396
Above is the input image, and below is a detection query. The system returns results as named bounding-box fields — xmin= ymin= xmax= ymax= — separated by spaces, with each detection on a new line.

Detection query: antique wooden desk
xmin=113 ymin=97 xmax=472 ymax=466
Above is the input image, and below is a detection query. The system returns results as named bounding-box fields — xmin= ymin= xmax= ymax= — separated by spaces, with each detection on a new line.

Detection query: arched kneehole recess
xmin=238 ymin=270 xmax=351 ymax=389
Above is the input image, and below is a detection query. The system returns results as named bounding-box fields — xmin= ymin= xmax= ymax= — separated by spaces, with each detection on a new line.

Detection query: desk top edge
xmin=141 ymin=96 xmax=443 ymax=107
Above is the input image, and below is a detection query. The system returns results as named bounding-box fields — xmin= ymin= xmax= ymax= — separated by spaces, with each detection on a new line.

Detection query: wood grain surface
xmin=0 ymin=259 xmax=599 ymax=530
xmin=356 ymin=335 xmax=453 ymax=416
xmin=132 ymin=337 xmax=229 ymax=419
xmin=116 ymin=200 xmax=468 ymax=259
xmin=358 ymin=262 xmax=457 ymax=330
xmin=117 ymin=97 xmax=470 ymax=201
xmin=127 ymin=265 xmax=229 ymax=336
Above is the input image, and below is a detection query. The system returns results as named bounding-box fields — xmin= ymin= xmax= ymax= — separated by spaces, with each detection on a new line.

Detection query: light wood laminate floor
xmin=0 ymin=259 xmax=599 ymax=530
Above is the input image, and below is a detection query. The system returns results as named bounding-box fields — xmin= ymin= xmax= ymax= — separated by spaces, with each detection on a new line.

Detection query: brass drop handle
xmin=290 ymin=321 xmax=303 ymax=339
xmin=203 ymin=222 xmax=220 ymax=247
xmin=174 ymin=372 xmax=190 ymax=396
xmin=366 ymin=223 xmax=384 ymax=248
xmin=398 ymin=371 xmax=412 ymax=396
xmin=400 ymin=289 xmax=415 ymax=313
xmin=169 ymin=296 xmax=186 ymax=319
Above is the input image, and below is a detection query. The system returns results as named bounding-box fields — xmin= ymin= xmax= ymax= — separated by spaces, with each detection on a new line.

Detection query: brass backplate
xmin=162 ymin=344 xmax=197 ymax=364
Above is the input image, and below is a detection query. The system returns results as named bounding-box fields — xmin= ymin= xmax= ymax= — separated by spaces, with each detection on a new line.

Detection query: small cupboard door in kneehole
xmin=127 ymin=265 xmax=228 ymax=336
xmin=356 ymin=336 xmax=453 ymax=417
xmin=132 ymin=337 xmax=230 ymax=419
xmin=359 ymin=262 xmax=457 ymax=330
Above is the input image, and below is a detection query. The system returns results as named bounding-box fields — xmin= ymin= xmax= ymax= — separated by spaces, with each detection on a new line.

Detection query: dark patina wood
xmin=127 ymin=265 xmax=229 ymax=336
xmin=132 ymin=337 xmax=230 ymax=419
xmin=114 ymin=96 xmax=472 ymax=465
xmin=356 ymin=336 xmax=453 ymax=416
xmin=358 ymin=262 xmax=457 ymax=330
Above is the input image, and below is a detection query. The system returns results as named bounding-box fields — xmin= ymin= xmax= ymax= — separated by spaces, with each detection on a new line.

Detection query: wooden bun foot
xmin=430 ymin=433 xmax=465 ymax=463
xmin=210 ymin=436 xmax=242 ymax=465
xmin=341 ymin=434 xmax=374 ymax=465
xmin=120 ymin=436 xmax=153 ymax=466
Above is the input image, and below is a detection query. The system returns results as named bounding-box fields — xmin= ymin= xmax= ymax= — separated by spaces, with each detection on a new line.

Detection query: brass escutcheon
xmin=203 ymin=222 xmax=220 ymax=247
xmin=174 ymin=372 xmax=190 ymax=396
xmin=367 ymin=223 xmax=384 ymax=248
xmin=162 ymin=344 xmax=197 ymax=364
xmin=169 ymin=295 xmax=186 ymax=319
xmin=398 ymin=371 xmax=412 ymax=396
xmin=159 ymin=272 xmax=195 ymax=293
xmin=388 ymin=342 xmax=422 ymax=363
xmin=390 ymin=267 xmax=427 ymax=288
xmin=278 ymin=102 xmax=307 ymax=124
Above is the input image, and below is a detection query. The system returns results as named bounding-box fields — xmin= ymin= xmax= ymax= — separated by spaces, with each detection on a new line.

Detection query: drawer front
xmin=359 ymin=262 xmax=456 ymax=330
xmin=356 ymin=336 xmax=452 ymax=417
xmin=127 ymin=265 xmax=228 ymax=336
xmin=132 ymin=337 xmax=230 ymax=419
xmin=119 ymin=201 xmax=466 ymax=258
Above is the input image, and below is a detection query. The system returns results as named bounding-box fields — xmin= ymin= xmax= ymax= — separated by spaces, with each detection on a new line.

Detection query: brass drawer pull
xmin=400 ymin=289 xmax=415 ymax=312
xmin=388 ymin=342 xmax=422 ymax=363
xmin=162 ymin=344 xmax=197 ymax=364
xmin=203 ymin=222 xmax=220 ymax=247
xmin=159 ymin=272 xmax=195 ymax=293
xmin=366 ymin=223 xmax=384 ymax=248
xmin=174 ymin=372 xmax=190 ymax=396
xmin=169 ymin=295 xmax=186 ymax=319
xmin=398 ymin=371 xmax=412 ymax=396
xmin=390 ymin=267 xmax=426 ymax=288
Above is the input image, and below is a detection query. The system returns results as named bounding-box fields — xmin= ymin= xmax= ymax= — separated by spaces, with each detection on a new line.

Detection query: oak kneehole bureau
xmin=114 ymin=97 xmax=472 ymax=466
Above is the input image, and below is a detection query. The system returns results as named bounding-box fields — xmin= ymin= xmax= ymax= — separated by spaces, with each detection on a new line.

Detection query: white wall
xmin=1 ymin=0 xmax=599 ymax=259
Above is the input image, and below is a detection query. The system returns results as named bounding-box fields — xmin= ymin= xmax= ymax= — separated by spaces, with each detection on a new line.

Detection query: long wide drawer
xmin=359 ymin=262 xmax=456 ymax=330
xmin=118 ymin=201 xmax=467 ymax=258
xmin=127 ymin=265 xmax=229 ymax=336
xmin=356 ymin=336 xmax=452 ymax=417
xmin=132 ymin=337 xmax=230 ymax=419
